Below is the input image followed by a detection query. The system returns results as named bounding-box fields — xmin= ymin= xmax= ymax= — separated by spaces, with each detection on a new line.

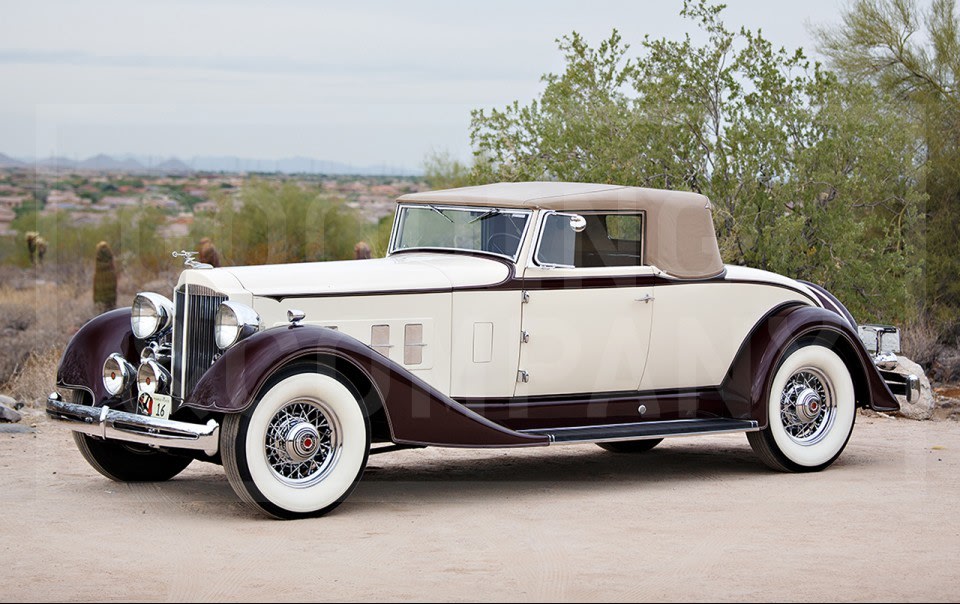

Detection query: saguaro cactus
xmin=25 ymin=231 xmax=38 ymax=265
xmin=199 ymin=237 xmax=221 ymax=267
xmin=35 ymin=237 xmax=47 ymax=267
xmin=354 ymin=241 xmax=371 ymax=260
xmin=93 ymin=241 xmax=117 ymax=312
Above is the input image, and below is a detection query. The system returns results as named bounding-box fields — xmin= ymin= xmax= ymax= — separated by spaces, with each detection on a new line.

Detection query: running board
xmin=519 ymin=418 xmax=760 ymax=444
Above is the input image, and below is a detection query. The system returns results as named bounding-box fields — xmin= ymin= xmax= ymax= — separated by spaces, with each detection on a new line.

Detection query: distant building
xmin=0 ymin=195 xmax=25 ymax=209
xmin=47 ymin=190 xmax=86 ymax=209
xmin=101 ymin=196 xmax=141 ymax=208
xmin=0 ymin=206 xmax=16 ymax=235
xmin=143 ymin=194 xmax=180 ymax=210
xmin=193 ymin=200 xmax=219 ymax=214
xmin=158 ymin=213 xmax=194 ymax=239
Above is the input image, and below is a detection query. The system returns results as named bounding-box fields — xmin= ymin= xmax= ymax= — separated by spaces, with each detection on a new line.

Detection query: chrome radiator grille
xmin=172 ymin=284 xmax=227 ymax=401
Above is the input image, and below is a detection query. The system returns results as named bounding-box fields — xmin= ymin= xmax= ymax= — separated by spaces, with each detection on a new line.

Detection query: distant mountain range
xmin=0 ymin=152 xmax=419 ymax=176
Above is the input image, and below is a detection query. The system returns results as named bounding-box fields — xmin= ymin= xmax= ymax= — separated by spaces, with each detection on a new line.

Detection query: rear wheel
xmin=747 ymin=344 xmax=856 ymax=472
xmin=222 ymin=369 xmax=370 ymax=519
xmin=73 ymin=432 xmax=192 ymax=482
xmin=597 ymin=438 xmax=663 ymax=454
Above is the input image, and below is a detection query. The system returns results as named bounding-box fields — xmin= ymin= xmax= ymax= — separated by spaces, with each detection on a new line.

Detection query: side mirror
xmin=569 ymin=214 xmax=586 ymax=232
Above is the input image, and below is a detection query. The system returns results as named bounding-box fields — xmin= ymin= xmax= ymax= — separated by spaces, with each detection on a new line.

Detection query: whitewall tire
xmin=747 ymin=344 xmax=856 ymax=472
xmin=73 ymin=432 xmax=192 ymax=482
xmin=222 ymin=368 xmax=370 ymax=519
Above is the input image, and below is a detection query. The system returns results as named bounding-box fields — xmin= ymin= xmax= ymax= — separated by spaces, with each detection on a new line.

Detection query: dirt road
xmin=1 ymin=412 xmax=957 ymax=602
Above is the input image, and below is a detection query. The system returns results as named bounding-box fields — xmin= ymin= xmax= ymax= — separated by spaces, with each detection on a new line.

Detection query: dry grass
xmin=4 ymin=348 xmax=61 ymax=405
xmin=901 ymin=318 xmax=945 ymax=369
xmin=0 ymin=273 xmax=96 ymax=406
xmin=901 ymin=316 xmax=960 ymax=384
xmin=0 ymin=264 xmax=182 ymax=407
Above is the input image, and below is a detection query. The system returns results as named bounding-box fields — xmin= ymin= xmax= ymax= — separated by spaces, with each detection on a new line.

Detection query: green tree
xmin=817 ymin=0 xmax=960 ymax=332
xmin=468 ymin=0 xmax=924 ymax=323
xmin=191 ymin=180 xmax=362 ymax=266
xmin=423 ymin=149 xmax=473 ymax=190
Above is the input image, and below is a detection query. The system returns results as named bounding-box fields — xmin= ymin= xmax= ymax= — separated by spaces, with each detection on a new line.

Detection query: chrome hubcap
xmin=780 ymin=367 xmax=836 ymax=446
xmin=265 ymin=399 xmax=341 ymax=487
xmin=284 ymin=422 xmax=321 ymax=463
xmin=794 ymin=387 xmax=822 ymax=423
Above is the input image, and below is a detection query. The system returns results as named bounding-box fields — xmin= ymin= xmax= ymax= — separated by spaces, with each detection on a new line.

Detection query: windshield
xmin=391 ymin=205 xmax=531 ymax=260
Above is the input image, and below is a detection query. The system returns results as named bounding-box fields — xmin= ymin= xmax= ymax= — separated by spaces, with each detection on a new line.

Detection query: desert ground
xmin=1 ymin=411 xmax=957 ymax=602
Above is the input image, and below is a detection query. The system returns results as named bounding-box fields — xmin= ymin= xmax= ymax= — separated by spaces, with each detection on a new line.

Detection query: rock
xmin=0 ymin=402 xmax=22 ymax=423
xmin=0 ymin=395 xmax=24 ymax=410
xmin=0 ymin=424 xmax=34 ymax=434
xmin=890 ymin=356 xmax=935 ymax=420
xmin=932 ymin=389 xmax=960 ymax=421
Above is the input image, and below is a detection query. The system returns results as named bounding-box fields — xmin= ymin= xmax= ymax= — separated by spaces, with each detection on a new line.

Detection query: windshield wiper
xmin=468 ymin=208 xmax=501 ymax=224
xmin=428 ymin=204 xmax=454 ymax=223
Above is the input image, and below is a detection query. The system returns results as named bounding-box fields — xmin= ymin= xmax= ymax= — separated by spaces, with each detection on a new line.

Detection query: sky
xmin=0 ymin=0 xmax=847 ymax=172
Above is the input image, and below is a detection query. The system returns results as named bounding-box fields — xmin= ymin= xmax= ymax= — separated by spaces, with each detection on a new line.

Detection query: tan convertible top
xmin=398 ymin=182 xmax=724 ymax=279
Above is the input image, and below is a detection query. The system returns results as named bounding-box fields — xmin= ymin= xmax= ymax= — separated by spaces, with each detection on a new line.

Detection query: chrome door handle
xmin=636 ymin=294 xmax=654 ymax=303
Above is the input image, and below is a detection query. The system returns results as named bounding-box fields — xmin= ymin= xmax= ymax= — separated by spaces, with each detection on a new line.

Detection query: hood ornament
xmin=172 ymin=250 xmax=213 ymax=270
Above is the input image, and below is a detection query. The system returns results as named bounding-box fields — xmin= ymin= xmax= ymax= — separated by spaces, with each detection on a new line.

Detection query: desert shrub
xmin=190 ymin=180 xmax=363 ymax=266
xmin=3 ymin=348 xmax=60 ymax=406
xmin=0 ymin=281 xmax=95 ymax=397
xmin=901 ymin=318 xmax=945 ymax=370
xmin=10 ymin=205 xmax=190 ymax=290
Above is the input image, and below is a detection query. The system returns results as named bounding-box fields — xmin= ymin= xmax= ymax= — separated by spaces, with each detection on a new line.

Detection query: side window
xmin=535 ymin=213 xmax=576 ymax=267
xmin=536 ymin=212 xmax=644 ymax=268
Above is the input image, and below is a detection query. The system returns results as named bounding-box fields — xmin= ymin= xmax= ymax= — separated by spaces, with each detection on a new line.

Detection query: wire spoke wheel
xmin=778 ymin=367 xmax=836 ymax=446
xmin=264 ymin=398 xmax=342 ymax=488
xmin=747 ymin=344 xmax=856 ymax=473
xmin=222 ymin=370 xmax=370 ymax=519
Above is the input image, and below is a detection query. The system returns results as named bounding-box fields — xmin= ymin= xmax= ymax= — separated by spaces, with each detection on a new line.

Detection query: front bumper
xmin=46 ymin=392 xmax=220 ymax=456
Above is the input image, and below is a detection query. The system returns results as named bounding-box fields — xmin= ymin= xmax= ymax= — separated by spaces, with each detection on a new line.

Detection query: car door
xmin=514 ymin=211 xmax=655 ymax=397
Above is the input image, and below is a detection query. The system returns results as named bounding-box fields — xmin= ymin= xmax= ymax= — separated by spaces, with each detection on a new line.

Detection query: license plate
xmin=136 ymin=392 xmax=172 ymax=420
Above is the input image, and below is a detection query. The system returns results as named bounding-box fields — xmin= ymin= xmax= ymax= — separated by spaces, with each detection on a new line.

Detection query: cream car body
xmin=47 ymin=182 xmax=916 ymax=519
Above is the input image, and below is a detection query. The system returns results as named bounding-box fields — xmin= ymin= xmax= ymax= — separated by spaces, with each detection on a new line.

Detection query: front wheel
xmin=222 ymin=369 xmax=370 ymax=519
xmin=747 ymin=344 xmax=856 ymax=472
xmin=73 ymin=432 xmax=192 ymax=482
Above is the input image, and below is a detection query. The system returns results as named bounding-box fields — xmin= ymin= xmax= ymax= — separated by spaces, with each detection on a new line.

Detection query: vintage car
xmin=47 ymin=182 xmax=919 ymax=518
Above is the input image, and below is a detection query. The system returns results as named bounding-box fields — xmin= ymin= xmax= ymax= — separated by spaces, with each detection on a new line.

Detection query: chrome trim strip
xmin=173 ymin=286 xmax=186 ymax=400
xmin=46 ymin=393 xmax=219 ymax=456
xmin=519 ymin=418 xmax=760 ymax=445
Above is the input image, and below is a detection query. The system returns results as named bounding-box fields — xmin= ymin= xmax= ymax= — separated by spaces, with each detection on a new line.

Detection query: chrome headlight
xmin=102 ymin=353 xmax=135 ymax=396
xmin=136 ymin=359 xmax=170 ymax=395
xmin=215 ymin=301 xmax=260 ymax=350
xmin=131 ymin=293 xmax=174 ymax=340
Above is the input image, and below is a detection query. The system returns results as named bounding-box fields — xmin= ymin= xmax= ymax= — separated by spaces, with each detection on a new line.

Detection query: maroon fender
xmin=57 ymin=308 xmax=140 ymax=406
xmin=184 ymin=325 xmax=548 ymax=448
xmin=721 ymin=303 xmax=899 ymax=428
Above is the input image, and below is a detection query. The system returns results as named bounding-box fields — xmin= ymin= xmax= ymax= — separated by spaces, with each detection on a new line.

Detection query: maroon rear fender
xmin=721 ymin=304 xmax=899 ymax=428
xmin=57 ymin=308 xmax=140 ymax=405
xmin=184 ymin=325 xmax=548 ymax=448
